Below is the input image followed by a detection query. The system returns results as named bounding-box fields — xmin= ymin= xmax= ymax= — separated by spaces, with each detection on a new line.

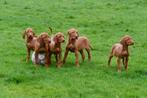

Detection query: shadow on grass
xmin=135 ymin=70 xmax=147 ymax=76
xmin=0 ymin=73 xmax=7 ymax=78
xmin=5 ymin=76 xmax=24 ymax=84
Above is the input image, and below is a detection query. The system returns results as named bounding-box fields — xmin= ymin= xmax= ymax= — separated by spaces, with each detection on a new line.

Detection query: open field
xmin=0 ymin=0 xmax=147 ymax=97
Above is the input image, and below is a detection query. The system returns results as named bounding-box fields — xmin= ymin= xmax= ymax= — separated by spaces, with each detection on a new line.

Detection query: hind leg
xmin=85 ymin=48 xmax=91 ymax=61
xmin=117 ymin=57 xmax=121 ymax=72
xmin=122 ymin=57 xmax=125 ymax=66
xmin=35 ymin=52 xmax=39 ymax=67
xmin=125 ymin=56 xmax=129 ymax=71
xmin=108 ymin=54 xmax=113 ymax=66
xmin=80 ymin=50 xmax=85 ymax=62
xmin=26 ymin=48 xmax=31 ymax=63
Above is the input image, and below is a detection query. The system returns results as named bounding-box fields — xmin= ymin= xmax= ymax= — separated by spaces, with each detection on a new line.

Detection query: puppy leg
xmin=45 ymin=52 xmax=49 ymax=68
xmin=108 ymin=54 xmax=113 ymax=66
xmin=75 ymin=49 xmax=79 ymax=67
xmin=122 ymin=57 xmax=125 ymax=66
xmin=125 ymin=56 xmax=129 ymax=71
xmin=85 ymin=48 xmax=91 ymax=61
xmin=56 ymin=53 xmax=62 ymax=68
xmin=57 ymin=52 xmax=62 ymax=68
xmin=117 ymin=58 xmax=121 ymax=72
xmin=35 ymin=52 xmax=39 ymax=66
xmin=80 ymin=50 xmax=85 ymax=62
xmin=27 ymin=48 xmax=31 ymax=62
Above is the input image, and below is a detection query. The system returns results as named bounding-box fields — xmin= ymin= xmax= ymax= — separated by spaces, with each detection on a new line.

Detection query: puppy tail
xmin=48 ymin=27 xmax=53 ymax=34
xmin=89 ymin=45 xmax=94 ymax=50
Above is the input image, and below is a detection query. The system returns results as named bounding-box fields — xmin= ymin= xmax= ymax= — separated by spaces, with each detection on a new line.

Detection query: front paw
xmin=75 ymin=61 xmax=79 ymax=67
xmin=57 ymin=62 xmax=63 ymax=68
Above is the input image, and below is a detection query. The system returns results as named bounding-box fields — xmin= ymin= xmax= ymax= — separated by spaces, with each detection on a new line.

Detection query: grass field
xmin=0 ymin=0 xmax=147 ymax=97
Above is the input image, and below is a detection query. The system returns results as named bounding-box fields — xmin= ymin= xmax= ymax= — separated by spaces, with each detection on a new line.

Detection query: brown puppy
xmin=49 ymin=32 xmax=65 ymax=68
xmin=63 ymin=28 xmax=91 ymax=67
xmin=34 ymin=32 xmax=51 ymax=68
xmin=108 ymin=35 xmax=134 ymax=72
xmin=22 ymin=28 xmax=37 ymax=62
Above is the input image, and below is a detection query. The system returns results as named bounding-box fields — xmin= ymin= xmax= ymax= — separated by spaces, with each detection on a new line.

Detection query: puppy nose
xmin=28 ymin=35 xmax=33 ymax=38
xmin=71 ymin=37 xmax=75 ymax=40
xmin=63 ymin=39 xmax=65 ymax=42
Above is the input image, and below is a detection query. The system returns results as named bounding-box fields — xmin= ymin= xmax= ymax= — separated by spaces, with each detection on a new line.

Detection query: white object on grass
xmin=31 ymin=51 xmax=45 ymax=64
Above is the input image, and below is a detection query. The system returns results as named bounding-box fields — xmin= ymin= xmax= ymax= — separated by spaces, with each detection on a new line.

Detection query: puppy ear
xmin=120 ymin=36 xmax=128 ymax=45
xmin=67 ymin=31 xmax=70 ymax=35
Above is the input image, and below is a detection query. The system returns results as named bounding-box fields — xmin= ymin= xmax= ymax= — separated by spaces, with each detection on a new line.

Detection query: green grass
xmin=0 ymin=0 xmax=147 ymax=97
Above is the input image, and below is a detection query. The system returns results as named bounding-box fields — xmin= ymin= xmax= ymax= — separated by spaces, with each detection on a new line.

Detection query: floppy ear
xmin=67 ymin=30 xmax=70 ymax=35
xmin=22 ymin=30 xmax=26 ymax=39
xmin=120 ymin=37 xmax=127 ymax=45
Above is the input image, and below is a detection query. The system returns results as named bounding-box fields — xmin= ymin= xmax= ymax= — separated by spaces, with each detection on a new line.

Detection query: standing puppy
xmin=22 ymin=28 xmax=37 ymax=62
xmin=108 ymin=35 xmax=134 ymax=72
xmin=49 ymin=32 xmax=65 ymax=68
xmin=34 ymin=32 xmax=51 ymax=68
xmin=63 ymin=28 xmax=91 ymax=67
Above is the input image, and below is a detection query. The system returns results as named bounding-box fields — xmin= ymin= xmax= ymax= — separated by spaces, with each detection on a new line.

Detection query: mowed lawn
xmin=0 ymin=0 xmax=147 ymax=97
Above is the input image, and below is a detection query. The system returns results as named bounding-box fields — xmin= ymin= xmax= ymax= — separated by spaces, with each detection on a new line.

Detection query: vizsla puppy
xmin=34 ymin=32 xmax=51 ymax=68
xmin=49 ymin=32 xmax=65 ymax=68
xmin=22 ymin=28 xmax=37 ymax=62
xmin=108 ymin=35 xmax=134 ymax=72
xmin=63 ymin=28 xmax=91 ymax=67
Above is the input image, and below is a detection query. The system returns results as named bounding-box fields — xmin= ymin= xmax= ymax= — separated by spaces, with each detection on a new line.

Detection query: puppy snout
xmin=62 ymin=39 xmax=65 ymax=42
xmin=71 ymin=36 xmax=78 ymax=40
xmin=71 ymin=37 xmax=75 ymax=40
xmin=28 ymin=35 xmax=33 ymax=39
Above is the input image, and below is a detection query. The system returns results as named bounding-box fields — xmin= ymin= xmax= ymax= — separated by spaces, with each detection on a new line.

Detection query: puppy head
xmin=54 ymin=32 xmax=65 ymax=43
xmin=120 ymin=35 xmax=134 ymax=46
xmin=38 ymin=32 xmax=51 ymax=44
xmin=67 ymin=28 xmax=79 ymax=41
xmin=22 ymin=28 xmax=35 ymax=40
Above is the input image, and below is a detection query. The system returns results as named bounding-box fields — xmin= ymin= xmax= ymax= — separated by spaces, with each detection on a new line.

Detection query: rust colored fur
xmin=49 ymin=32 xmax=65 ymax=68
xmin=63 ymin=28 xmax=91 ymax=67
xmin=108 ymin=35 xmax=134 ymax=72
xmin=34 ymin=32 xmax=51 ymax=68
xmin=22 ymin=28 xmax=37 ymax=62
